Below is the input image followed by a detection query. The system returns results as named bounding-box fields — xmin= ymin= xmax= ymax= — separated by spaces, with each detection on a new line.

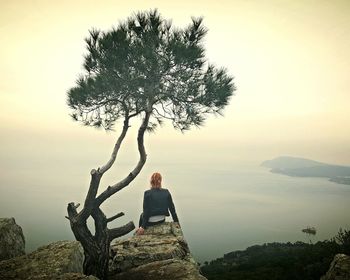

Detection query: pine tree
xmin=66 ymin=9 xmax=236 ymax=279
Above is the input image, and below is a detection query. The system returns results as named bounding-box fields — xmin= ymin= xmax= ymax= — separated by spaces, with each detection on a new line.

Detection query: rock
xmin=321 ymin=254 xmax=350 ymax=280
xmin=112 ymin=259 xmax=207 ymax=280
xmin=57 ymin=273 xmax=99 ymax=280
xmin=109 ymin=222 xmax=206 ymax=280
xmin=0 ymin=218 xmax=25 ymax=261
xmin=0 ymin=240 xmax=87 ymax=280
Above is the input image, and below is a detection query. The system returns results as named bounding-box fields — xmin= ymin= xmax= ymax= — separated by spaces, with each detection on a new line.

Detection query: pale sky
xmin=1 ymin=0 xmax=349 ymax=170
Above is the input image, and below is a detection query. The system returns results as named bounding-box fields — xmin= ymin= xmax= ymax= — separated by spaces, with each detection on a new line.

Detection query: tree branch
xmin=73 ymin=203 xmax=81 ymax=209
xmin=78 ymin=169 xmax=102 ymax=221
xmin=67 ymin=202 xmax=96 ymax=248
xmin=95 ymin=110 xmax=151 ymax=207
xmin=99 ymin=116 xmax=130 ymax=174
xmin=153 ymin=106 xmax=174 ymax=121
xmin=67 ymin=202 xmax=79 ymax=219
xmin=107 ymin=212 xmax=125 ymax=223
xmin=108 ymin=221 xmax=135 ymax=242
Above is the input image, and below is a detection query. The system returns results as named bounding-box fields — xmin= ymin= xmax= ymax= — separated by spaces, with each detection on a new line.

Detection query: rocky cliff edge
xmin=0 ymin=240 xmax=97 ymax=280
xmin=108 ymin=222 xmax=207 ymax=280
xmin=0 ymin=218 xmax=25 ymax=261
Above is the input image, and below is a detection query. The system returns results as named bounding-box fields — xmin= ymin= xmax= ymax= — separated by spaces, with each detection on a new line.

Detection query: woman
xmin=136 ymin=172 xmax=180 ymax=235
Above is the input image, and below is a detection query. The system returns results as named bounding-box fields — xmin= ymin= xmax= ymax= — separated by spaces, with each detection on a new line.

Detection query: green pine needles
xmin=67 ymin=9 xmax=236 ymax=132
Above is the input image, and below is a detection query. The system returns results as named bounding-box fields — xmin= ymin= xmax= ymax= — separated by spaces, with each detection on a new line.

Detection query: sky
xmin=1 ymin=0 xmax=349 ymax=169
xmin=0 ymin=0 xmax=349 ymax=258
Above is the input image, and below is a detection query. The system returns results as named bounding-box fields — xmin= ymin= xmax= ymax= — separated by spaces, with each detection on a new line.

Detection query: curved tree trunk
xmin=66 ymin=111 xmax=151 ymax=280
xmin=67 ymin=201 xmax=134 ymax=279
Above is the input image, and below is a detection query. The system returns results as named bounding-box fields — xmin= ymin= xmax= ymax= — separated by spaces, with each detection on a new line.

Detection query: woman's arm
xmin=168 ymin=190 xmax=179 ymax=223
xmin=141 ymin=191 xmax=151 ymax=228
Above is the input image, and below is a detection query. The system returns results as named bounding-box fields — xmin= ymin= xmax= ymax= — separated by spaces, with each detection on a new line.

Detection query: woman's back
xmin=144 ymin=188 xmax=171 ymax=214
xmin=137 ymin=173 xmax=179 ymax=234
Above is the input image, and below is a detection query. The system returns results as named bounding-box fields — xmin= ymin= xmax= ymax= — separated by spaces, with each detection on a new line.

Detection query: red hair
xmin=150 ymin=172 xmax=162 ymax=189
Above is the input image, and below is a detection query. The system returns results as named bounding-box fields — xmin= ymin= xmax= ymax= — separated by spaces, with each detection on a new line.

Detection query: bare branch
xmin=67 ymin=202 xmax=96 ymax=246
xmin=107 ymin=212 xmax=125 ymax=223
xmin=153 ymin=106 xmax=174 ymax=121
xmin=99 ymin=116 xmax=130 ymax=174
xmin=78 ymin=169 xmax=102 ymax=221
xmin=128 ymin=111 xmax=141 ymax=118
xmin=67 ymin=202 xmax=79 ymax=218
xmin=108 ymin=221 xmax=135 ymax=242
xmin=95 ymin=110 xmax=151 ymax=206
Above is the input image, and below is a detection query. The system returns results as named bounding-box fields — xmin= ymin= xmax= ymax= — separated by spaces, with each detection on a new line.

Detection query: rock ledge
xmin=0 ymin=240 xmax=94 ymax=280
xmin=109 ymin=222 xmax=206 ymax=280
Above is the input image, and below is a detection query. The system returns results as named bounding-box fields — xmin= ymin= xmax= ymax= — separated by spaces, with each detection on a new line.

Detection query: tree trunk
xmin=67 ymin=202 xmax=135 ymax=280
xmin=66 ymin=111 xmax=150 ymax=279
xmin=85 ymin=208 xmax=109 ymax=279
xmin=84 ymin=248 xmax=109 ymax=280
xmin=67 ymin=203 xmax=107 ymax=279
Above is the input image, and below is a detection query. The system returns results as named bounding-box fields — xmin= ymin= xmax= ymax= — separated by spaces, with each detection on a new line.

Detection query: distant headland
xmin=261 ymin=156 xmax=350 ymax=185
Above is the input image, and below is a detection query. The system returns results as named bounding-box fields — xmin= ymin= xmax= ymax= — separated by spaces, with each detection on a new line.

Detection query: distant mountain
xmin=330 ymin=177 xmax=350 ymax=185
xmin=262 ymin=156 xmax=350 ymax=185
xmin=261 ymin=156 xmax=327 ymax=169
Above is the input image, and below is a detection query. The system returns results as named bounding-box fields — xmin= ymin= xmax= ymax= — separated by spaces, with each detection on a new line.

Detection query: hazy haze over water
xmin=1 ymin=156 xmax=349 ymax=262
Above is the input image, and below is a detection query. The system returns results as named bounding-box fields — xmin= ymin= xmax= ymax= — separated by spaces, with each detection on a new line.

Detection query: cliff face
xmin=0 ymin=240 xmax=97 ymax=280
xmin=108 ymin=222 xmax=207 ymax=280
xmin=0 ymin=218 xmax=25 ymax=261
xmin=0 ymin=219 xmax=205 ymax=280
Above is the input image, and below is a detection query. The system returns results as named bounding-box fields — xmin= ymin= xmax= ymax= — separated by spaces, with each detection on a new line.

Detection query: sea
xmin=1 ymin=160 xmax=350 ymax=263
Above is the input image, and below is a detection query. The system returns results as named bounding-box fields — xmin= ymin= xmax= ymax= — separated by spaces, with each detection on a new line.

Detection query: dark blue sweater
xmin=141 ymin=188 xmax=179 ymax=228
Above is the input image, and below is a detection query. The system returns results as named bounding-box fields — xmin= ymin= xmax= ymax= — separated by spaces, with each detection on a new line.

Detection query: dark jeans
xmin=138 ymin=213 xmax=165 ymax=228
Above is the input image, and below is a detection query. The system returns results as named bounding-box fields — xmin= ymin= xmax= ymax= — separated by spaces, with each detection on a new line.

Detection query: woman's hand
xmin=136 ymin=227 xmax=145 ymax=235
xmin=174 ymin=222 xmax=181 ymax=228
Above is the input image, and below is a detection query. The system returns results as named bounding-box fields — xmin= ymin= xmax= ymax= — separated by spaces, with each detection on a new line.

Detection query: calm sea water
xmin=1 ymin=161 xmax=350 ymax=263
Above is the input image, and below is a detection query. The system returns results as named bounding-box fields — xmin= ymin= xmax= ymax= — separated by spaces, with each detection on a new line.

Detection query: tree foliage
xmin=333 ymin=227 xmax=350 ymax=255
xmin=201 ymin=228 xmax=350 ymax=280
xmin=67 ymin=9 xmax=235 ymax=131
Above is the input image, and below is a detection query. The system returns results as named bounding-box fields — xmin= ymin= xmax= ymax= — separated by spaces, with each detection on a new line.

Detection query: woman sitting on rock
xmin=136 ymin=172 xmax=180 ymax=235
